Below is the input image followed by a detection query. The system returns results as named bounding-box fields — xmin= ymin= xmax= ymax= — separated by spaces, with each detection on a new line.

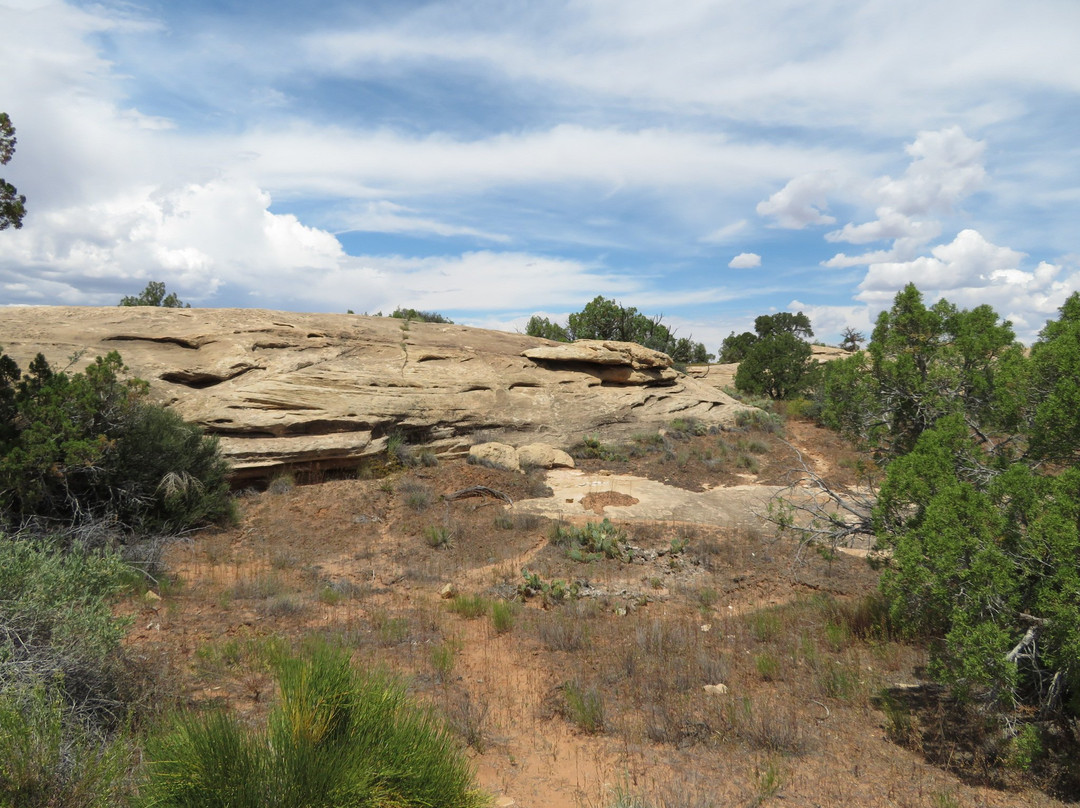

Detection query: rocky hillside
xmin=0 ymin=307 xmax=750 ymax=478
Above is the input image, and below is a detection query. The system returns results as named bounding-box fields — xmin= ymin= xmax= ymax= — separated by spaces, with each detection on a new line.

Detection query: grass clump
xmin=538 ymin=612 xmax=590 ymax=652
xmin=422 ymin=525 xmax=453 ymax=549
xmin=398 ymin=480 xmax=434 ymax=511
xmin=430 ymin=640 xmax=458 ymax=684
xmin=560 ymin=680 xmax=605 ymax=734
xmin=231 ymin=573 xmax=289 ymax=601
xmin=447 ymin=594 xmax=491 ymax=619
xmin=140 ymin=644 xmax=484 ymax=808
xmin=490 ymin=600 xmax=517 ymax=634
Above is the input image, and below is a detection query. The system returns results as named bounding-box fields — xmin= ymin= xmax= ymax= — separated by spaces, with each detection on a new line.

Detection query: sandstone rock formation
xmin=468 ymin=442 xmax=576 ymax=472
xmin=468 ymin=442 xmax=522 ymax=472
xmin=0 ymin=307 xmax=751 ymax=479
xmin=515 ymin=443 xmax=575 ymax=470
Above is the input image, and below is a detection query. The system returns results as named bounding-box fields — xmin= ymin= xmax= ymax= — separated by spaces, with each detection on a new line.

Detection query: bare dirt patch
xmin=580 ymin=491 xmax=640 ymax=513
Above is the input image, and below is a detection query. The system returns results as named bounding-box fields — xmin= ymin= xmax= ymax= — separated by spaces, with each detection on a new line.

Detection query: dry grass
xmin=134 ymin=446 xmax=1070 ymax=808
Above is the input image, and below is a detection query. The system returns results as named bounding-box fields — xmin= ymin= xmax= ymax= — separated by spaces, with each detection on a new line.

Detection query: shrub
xmin=267 ymin=473 xmax=295 ymax=494
xmin=550 ymin=518 xmax=627 ymax=562
xmin=733 ymin=408 xmax=784 ymax=434
xmin=0 ymin=350 xmax=231 ymax=533
xmin=119 ymin=280 xmax=189 ymax=308
xmin=732 ymin=313 xmax=818 ymax=400
xmin=140 ymin=645 xmax=484 ymax=808
xmin=570 ymin=435 xmax=628 ymax=462
xmin=0 ymin=536 xmax=138 ymax=725
xmin=399 ymin=480 xmax=434 ymax=511
xmin=0 ymin=534 xmax=157 ymax=806
xmin=667 ymin=417 xmax=707 ymax=438
xmin=0 ymin=683 xmax=131 ymax=808
xmin=390 ymin=307 xmax=454 ymax=324
xmin=541 ymin=295 xmax=711 ymax=362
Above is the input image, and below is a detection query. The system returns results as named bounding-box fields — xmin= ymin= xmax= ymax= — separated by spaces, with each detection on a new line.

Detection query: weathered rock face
xmin=0 ymin=307 xmax=750 ymax=479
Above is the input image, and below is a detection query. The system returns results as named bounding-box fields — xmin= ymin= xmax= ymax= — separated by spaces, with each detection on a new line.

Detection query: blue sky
xmin=2 ymin=0 xmax=1079 ymax=348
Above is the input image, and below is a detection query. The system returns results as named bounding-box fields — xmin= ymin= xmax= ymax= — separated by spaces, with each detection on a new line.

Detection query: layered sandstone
xmin=0 ymin=307 xmax=750 ymax=479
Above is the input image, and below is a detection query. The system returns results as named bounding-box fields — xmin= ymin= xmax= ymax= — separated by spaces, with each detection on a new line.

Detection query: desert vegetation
xmin=527 ymin=295 xmax=713 ymax=364
xmin=1 ymin=285 xmax=1078 ymax=806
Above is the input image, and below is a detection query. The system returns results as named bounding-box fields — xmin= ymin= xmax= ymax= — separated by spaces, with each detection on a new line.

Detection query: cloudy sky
xmin=2 ymin=0 xmax=1079 ymax=347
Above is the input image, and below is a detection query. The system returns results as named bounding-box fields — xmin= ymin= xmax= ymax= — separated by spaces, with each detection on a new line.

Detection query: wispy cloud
xmin=0 ymin=0 xmax=1078 ymax=344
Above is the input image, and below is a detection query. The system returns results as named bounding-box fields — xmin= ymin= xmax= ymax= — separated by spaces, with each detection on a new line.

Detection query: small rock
xmin=440 ymin=583 xmax=457 ymax=599
xmin=703 ymin=683 xmax=729 ymax=696
xmin=496 ymin=798 xmax=516 ymax=808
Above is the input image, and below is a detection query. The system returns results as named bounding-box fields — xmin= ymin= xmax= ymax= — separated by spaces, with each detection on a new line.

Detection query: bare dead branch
xmin=444 ymin=485 xmax=514 ymax=505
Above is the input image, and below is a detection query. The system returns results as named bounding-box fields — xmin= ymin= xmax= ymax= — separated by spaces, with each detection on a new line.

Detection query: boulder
xmin=468 ymin=442 xmax=521 ymax=472
xmin=516 ymin=443 xmax=575 ymax=470
xmin=0 ymin=307 xmax=753 ymax=479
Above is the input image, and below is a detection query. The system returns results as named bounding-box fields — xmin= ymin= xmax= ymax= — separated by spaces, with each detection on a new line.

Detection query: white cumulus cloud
xmin=728 ymin=252 xmax=761 ymax=269
xmin=756 ymin=172 xmax=837 ymax=229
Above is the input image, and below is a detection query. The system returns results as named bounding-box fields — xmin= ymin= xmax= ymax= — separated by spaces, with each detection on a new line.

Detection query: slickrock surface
xmin=0 ymin=307 xmax=750 ymax=478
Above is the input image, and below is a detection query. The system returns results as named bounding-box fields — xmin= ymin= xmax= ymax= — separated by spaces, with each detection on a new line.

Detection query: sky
xmin=2 ymin=0 xmax=1080 ymax=348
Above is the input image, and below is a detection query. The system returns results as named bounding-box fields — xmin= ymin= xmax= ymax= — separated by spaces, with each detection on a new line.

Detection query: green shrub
xmin=267 ymin=473 xmax=295 ymax=494
xmin=549 ymin=518 xmax=627 ymax=562
xmin=119 ymin=280 xmax=189 ymax=308
xmin=570 ymin=435 xmax=628 ymax=462
xmin=0 ymin=350 xmax=231 ymax=533
xmin=667 ymin=417 xmax=708 ymax=437
xmin=390 ymin=307 xmax=454 ymax=324
xmin=0 ymin=536 xmax=141 ymax=725
xmin=0 ymin=683 xmax=131 ymax=808
xmin=0 ymin=534 xmax=158 ymax=806
xmin=1008 ymin=723 xmax=1044 ymax=771
xmin=733 ymin=408 xmax=784 ymax=434
xmin=141 ymin=645 xmax=483 ymax=808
